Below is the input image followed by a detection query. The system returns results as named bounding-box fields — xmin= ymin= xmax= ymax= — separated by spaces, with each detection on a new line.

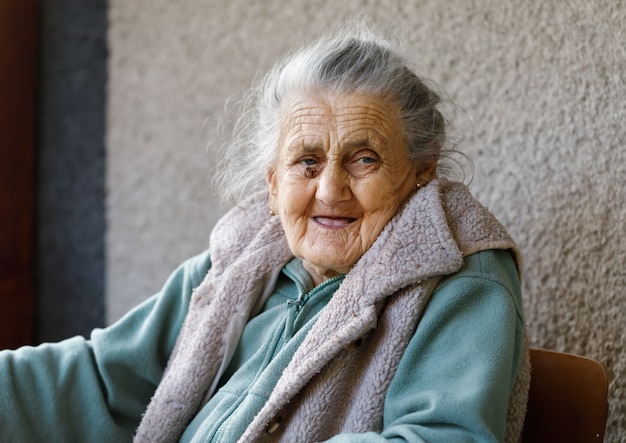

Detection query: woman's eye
xmin=300 ymin=158 xmax=317 ymax=166
xmin=354 ymin=151 xmax=378 ymax=164
xmin=357 ymin=156 xmax=377 ymax=164
xmin=348 ymin=151 xmax=379 ymax=177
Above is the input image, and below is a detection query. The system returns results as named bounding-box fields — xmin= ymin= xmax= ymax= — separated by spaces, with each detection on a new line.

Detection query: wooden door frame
xmin=0 ymin=0 xmax=38 ymax=349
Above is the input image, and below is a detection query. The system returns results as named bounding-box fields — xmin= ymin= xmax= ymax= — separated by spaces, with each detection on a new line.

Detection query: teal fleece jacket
xmin=0 ymin=179 xmax=529 ymax=442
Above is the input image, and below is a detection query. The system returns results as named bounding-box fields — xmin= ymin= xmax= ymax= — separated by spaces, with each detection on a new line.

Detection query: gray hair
xmin=214 ymin=22 xmax=456 ymax=205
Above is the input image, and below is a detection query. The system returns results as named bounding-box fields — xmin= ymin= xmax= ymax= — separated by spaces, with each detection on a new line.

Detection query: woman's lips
xmin=313 ymin=216 xmax=357 ymax=229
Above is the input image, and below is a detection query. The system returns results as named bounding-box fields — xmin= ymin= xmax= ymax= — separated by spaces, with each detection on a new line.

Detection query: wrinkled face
xmin=267 ymin=91 xmax=429 ymax=285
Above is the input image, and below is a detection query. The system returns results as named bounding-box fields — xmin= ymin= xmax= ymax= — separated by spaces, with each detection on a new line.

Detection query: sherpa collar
xmin=134 ymin=178 xmax=519 ymax=443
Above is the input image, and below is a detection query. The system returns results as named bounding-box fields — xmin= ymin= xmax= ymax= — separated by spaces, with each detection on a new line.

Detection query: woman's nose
xmin=315 ymin=164 xmax=351 ymax=205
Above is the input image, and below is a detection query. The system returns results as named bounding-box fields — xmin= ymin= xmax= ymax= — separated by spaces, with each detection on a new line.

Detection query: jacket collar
xmin=135 ymin=178 xmax=517 ymax=443
xmin=239 ymin=179 xmax=471 ymax=437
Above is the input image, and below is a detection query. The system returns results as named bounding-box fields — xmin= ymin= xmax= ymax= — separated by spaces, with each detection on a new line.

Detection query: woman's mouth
xmin=313 ymin=216 xmax=357 ymax=229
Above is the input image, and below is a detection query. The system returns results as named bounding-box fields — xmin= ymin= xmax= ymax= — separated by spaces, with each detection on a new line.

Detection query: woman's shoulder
xmin=438 ymin=179 xmax=522 ymax=277
xmin=208 ymin=190 xmax=291 ymax=273
xmin=438 ymin=248 xmax=524 ymax=317
xmin=179 ymin=248 xmax=213 ymax=285
xmin=209 ymin=191 xmax=271 ymax=252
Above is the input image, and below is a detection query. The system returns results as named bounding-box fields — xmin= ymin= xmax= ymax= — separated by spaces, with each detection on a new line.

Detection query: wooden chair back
xmin=522 ymin=348 xmax=609 ymax=442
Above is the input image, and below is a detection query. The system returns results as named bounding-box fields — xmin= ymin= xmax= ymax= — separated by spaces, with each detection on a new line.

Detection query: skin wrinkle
xmin=267 ymin=91 xmax=434 ymax=285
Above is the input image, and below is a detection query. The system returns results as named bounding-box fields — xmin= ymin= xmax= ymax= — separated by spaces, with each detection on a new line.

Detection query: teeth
xmin=315 ymin=217 xmax=355 ymax=227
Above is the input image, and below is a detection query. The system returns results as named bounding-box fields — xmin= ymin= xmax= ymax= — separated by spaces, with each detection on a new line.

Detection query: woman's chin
xmin=301 ymin=251 xmax=356 ymax=279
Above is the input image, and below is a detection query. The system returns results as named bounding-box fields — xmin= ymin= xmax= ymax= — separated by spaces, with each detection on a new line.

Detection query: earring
xmin=269 ymin=208 xmax=276 ymax=217
xmin=416 ymin=182 xmax=422 ymax=190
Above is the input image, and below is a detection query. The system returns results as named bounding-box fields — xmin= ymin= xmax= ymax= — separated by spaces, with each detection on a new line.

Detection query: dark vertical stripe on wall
xmin=37 ymin=0 xmax=108 ymax=341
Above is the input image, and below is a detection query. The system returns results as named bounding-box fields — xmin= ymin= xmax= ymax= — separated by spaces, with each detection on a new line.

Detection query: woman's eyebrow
xmin=344 ymin=138 xmax=370 ymax=148
xmin=287 ymin=142 xmax=324 ymax=156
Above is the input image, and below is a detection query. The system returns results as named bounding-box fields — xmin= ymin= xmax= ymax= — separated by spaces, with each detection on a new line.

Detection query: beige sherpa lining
xmin=134 ymin=179 xmax=529 ymax=443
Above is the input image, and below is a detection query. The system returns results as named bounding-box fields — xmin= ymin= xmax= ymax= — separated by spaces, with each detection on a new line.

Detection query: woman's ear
xmin=266 ymin=167 xmax=278 ymax=205
xmin=418 ymin=162 xmax=437 ymax=183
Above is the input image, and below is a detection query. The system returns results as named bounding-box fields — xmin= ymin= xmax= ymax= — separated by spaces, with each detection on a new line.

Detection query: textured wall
xmin=107 ymin=0 xmax=625 ymax=439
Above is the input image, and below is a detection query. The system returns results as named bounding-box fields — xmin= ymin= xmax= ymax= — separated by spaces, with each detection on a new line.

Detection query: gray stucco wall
xmin=107 ymin=1 xmax=625 ymax=439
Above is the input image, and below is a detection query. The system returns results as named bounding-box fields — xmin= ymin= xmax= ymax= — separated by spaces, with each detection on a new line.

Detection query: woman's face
xmin=267 ymin=91 xmax=430 ymax=285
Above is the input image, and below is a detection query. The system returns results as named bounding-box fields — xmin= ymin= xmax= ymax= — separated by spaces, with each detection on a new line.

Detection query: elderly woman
xmin=0 ymin=24 xmax=529 ymax=442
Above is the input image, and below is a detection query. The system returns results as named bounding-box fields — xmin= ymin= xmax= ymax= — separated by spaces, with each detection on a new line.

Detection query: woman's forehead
xmin=279 ymin=92 xmax=401 ymax=140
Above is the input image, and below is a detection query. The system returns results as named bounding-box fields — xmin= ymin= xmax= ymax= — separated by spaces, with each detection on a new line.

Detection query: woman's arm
xmin=325 ymin=249 xmax=525 ymax=443
xmin=0 ymin=250 xmax=211 ymax=443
